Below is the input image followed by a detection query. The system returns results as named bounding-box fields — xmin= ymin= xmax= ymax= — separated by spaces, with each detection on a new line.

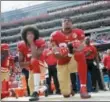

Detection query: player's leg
xmin=47 ymin=66 xmax=53 ymax=94
xmin=28 ymin=71 xmax=34 ymax=95
xmin=1 ymin=72 xmax=10 ymax=99
xmin=1 ymin=71 xmax=9 ymax=81
xmin=70 ymin=73 xmax=77 ymax=93
xmin=51 ymin=65 xmax=60 ymax=94
xmin=68 ymin=55 xmax=77 ymax=95
xmin=57 ymin=64 xmax=71 ymax=97
xmin=74 ymin=52 xmax=91 ymax=99
xmin=29 ymin=58 xmax=41 ymax=101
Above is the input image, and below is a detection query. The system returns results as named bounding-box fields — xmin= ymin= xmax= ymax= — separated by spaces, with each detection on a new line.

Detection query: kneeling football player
xmin=17 ymin=26 xmax=48 ymax=101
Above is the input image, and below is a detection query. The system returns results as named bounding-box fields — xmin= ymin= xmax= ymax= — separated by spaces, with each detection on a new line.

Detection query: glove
xmin=72 ymin=40 xmax=81 ymax=48
xmin=67 ymin=40 xmax=82 ymax=53
xmin=52 ymin=46 xmax=69 ymax=57
xmin=59 ymin=47 xmax=69 ymax=56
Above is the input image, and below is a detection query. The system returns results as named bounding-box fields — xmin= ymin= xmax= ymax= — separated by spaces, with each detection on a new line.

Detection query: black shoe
xmin=56 ymin=90 xmax=61 ymax=94
xmin=92 ymin=89 xmax=98 ymax=93
xmin=73 ymin=90 xmax=77 ymax=93
xmin=45 ymin=89 xmax=48 ymax=97
xmin=48 ymin=89 xmax=53 ymax=95
xmin=29 ymin=92 xmax=39 ymax=101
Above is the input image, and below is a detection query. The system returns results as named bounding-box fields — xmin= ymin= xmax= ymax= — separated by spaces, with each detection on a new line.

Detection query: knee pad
xmin=31 ymin=58 xmax=40 ymax=73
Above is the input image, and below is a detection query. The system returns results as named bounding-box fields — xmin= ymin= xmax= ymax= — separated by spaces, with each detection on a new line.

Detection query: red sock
xmin=31 ymin=58 xmax=40 ymax=73
xmin=74 ymin=52 xmax=87 ymax=86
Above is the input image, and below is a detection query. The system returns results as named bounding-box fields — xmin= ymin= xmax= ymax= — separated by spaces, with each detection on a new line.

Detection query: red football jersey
xmin=17 ymin=38 xmax=46 ymax=70
xmin=1 ymin=57 xmax=10 ymax=72
xmin=50 ymin=28 xmax=85 ymax=65
xmin=1 ymin=44 xmax=10 ymax=72
xmin=43 ymin=48 xmax=57 ymax=65
xmin=102 ymin=55 xmax=110 ymax=70
xmin=83 ymin=45 xmax=97 ymax=60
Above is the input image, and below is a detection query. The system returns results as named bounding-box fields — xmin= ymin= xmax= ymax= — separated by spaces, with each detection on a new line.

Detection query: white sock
xmin=39 ymin=86 xmax=47 ymax=93
xmin=81 ymin=84 xmax=86 ymax=87
xmin=33 ymin=73 xmax=40 ymax=92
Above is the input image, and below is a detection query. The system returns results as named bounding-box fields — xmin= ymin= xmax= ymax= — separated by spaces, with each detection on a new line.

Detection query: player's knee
xmin=31 ymin=58 xmax=39 ymax=65
xmin=61 ymin=88 xmax=71 ymax=95
xmin=59 ymin=81 xmax=71 ymax=95
xmin=31 ymin=58 xmax=40 ymax=73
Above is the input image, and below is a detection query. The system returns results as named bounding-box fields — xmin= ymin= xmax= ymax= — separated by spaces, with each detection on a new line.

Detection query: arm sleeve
xmin=76 ymin=29 xmax=85 ymax=41
xmin=17 ymin=42 xmax=24 ymax=53
xmin=50 ymin=31 xmax=58 ymax=46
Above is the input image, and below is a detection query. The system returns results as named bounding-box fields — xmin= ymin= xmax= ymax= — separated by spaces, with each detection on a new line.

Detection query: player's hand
xmin=52 ymin=46 xmax=60 ymax=54
xmin=72 ymin=40 xmax=84 ymax=52
xmin=59 ymin=47 xmax=69 ymax=56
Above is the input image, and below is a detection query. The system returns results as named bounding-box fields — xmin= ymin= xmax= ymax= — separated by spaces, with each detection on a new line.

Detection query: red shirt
xmin=1 ymin=56 xmax=10 ymax=72
xmin=1 ymin=51 xmax=10 ymax=72
xmin=102 ymin=55 xmax=110 ymax=70
xmin=17 ymin=38 xmax=46 ymax=70
xmin=50 ymin=28 xmax=85 ymax=65
xmin=43 ymin=48 xmax=57 ymax=66
xmin=83 ymin=45 xmax=97 ymax=60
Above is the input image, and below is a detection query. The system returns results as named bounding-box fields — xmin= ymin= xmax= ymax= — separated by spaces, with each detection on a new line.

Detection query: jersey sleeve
xmin=50 ymin=31 xmax=58 ymax=42
xmin=17 ymin=41 xmax=25 ymax=53
xmin=75 ymin=29 xmax=85 ymax=41
xmin=50 ymin=31 xmax=59 ymax=46
xmin=35 ymin=38 xmax=46 ymax=48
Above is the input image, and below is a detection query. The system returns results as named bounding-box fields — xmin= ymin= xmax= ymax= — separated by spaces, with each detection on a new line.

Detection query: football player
xmin=50 ymin=17 xmax=91 ymax=98
xmin=17 ymin=26 xmax=47 ymax=101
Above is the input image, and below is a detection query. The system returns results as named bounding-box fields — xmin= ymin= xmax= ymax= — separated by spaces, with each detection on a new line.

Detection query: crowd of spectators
xmin=91 ymin=32 xmax=110 ymax=45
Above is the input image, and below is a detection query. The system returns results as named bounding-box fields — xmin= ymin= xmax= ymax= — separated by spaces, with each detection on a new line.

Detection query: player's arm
xmin=76 ymin=29 xmax=85 ymax=51
xmin=50 ymin=31 xmax=69 ymax=59
xmin=31 ymin=44 xmax=44 ymax=59
xmin=94 ymin=47 xmax=100 ymax=68
xmin=18 ymin=51 xmax=30 ymax=70
xmin=51 ymin=41 xmax=69 ymax=59
xmin=30 ymin=39 xmax=46 ymax=59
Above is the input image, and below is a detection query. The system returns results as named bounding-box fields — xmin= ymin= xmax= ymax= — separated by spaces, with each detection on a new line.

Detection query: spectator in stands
xmin=102 ymin=49 xmax=110 ymax=81
xmin=84 ymin=37 xmax=105 ymax=92
xmin=43 ymin=41 xmax=60 ymax=94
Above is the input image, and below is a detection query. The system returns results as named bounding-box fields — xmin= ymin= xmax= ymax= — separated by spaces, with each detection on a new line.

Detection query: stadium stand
xmin=1 ymin=1 xmax=110 ymax=51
